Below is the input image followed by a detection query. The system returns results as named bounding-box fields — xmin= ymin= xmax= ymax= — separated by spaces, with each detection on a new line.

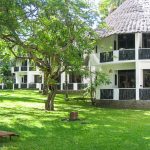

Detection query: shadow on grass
xmin=0 ymin=96 xmax=45 ymax=103
xmin=0 ymin=90 xmax=149 ymax=150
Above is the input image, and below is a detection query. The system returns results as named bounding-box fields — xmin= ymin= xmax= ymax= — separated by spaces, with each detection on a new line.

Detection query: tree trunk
xmin=90 ymin=90 xmax=95 ymax=105
xmin=45 ymin=86 xmax=56 ymax=111
xmin=65 ymin=71 xmax=69 ymax=101
xmin=90 ymin=66 xmax=95 ymax=105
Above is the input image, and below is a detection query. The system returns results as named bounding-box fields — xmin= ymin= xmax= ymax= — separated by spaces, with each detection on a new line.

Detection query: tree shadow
xmin=0 ymin=90 xmax=149 ymax=150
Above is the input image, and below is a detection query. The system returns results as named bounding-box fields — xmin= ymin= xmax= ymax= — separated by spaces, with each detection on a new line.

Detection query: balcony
xmin=119 ymin=49 xmax=135 ymax=61
xmin=100 ymin=49 xmax=135 ymax=63
xmin=100 ymin=51 xmax=113 ymax=63
xmin=139 ymin=48 xmax=150 ymax=59
xmin=100 ymin=88 xmax=150 ymax=100
xmin=100 ymin=89 xmax=113 ymax=100
xmin=119 ymin=88 xmax=136 ymax=100
xmin=139 ymin=89 xmax=150 ymax=100
xmin=77 ymin=83 xmax=88 ymax=90
xmin=63 ymin=83 xmax=74 ymax=90
xmin=13 ymin=83 xmax=88 ymax=91
xmin=21 ymin=83 xmax=27 ymax=88
xmin=99 ymin=48 xmax=150 ymax=64
xmin=14 ymin=67 xmax=19 ymax=72
xmin=29 ymin=83 xmax=36 ymax=89
xmin=21 ymin=66 xmax=27 ymax=71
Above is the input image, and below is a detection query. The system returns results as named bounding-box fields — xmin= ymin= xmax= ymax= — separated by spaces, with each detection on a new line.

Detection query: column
xmin=74 ymin=83 xmax=78 ymax=90
xmin=135 ymin=33 xmax=141 ymax=100
xmin=61 ymin=72 xmax=65 ymax=90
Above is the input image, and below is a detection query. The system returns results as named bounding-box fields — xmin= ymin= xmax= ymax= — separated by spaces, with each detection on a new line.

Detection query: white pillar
xmin=74 ymin=83 xmax=78 ymax=90
xmin=2 ymin=83 xmax=4 ymax=90
xmin=136 ymin=62 xmax=140 ymax=100
xmin=27 ymin=73 xmax=29 ymax=88
xmin=135 ymin=33 xmax=141 ymax=100
xmin=27 ymin=59 xmax=29 ymax=71
xmin=18 ymin=83 xmax=21 ymax=89
xmin=135 ymin=33 xmax=141 ymax=60
xmin=61 ymin=72 xmax=65 ymax=90
xmin=114 ymin=88 xmax=119 ymax=100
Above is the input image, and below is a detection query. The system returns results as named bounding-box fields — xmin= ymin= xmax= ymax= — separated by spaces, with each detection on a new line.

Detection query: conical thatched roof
xmin=99 ymin=0 xmax=150 ymax=37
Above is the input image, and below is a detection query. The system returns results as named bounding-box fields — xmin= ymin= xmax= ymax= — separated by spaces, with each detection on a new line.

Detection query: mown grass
xmin=0 ymin=90 xmax=149 ymax=150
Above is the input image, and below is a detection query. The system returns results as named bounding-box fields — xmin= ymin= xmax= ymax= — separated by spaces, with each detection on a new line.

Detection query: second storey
xmin=90 ymin=33 xmax=150 ymax=65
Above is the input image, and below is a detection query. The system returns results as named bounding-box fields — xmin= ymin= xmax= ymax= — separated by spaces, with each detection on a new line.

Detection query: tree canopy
xmin=99 ymin=0 xmax=125 ymax=19
xmin=0 ymin=0 xmax=99 ymax=110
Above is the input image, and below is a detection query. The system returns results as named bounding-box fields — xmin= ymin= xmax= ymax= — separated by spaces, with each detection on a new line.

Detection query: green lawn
xmin=0 ymin=90 xmax=149 ymax=150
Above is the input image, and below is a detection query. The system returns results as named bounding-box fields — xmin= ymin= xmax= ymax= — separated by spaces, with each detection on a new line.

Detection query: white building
xmin=11 ymin=59 xmax=89 ymax=91
xmin=11 ymin=0 xmax=150 ymax=104
xmin=11 ymin=59 xmax=44 ymax=90
xmin=90 ymin=0 xmax=150 ymax=101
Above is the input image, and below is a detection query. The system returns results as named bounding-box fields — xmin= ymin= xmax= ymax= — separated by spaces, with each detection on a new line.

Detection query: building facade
xmin=11 ymin=59 xmax=89 ymax=91
xmin=90 ymin=0 xmax=150 ymax=101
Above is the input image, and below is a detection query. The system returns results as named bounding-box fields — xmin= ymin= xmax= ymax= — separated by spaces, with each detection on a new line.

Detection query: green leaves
xmin=0 ymin=0 xmax=98 ymax=81
xmin=99 ymin=0 xmax=125 ymax=19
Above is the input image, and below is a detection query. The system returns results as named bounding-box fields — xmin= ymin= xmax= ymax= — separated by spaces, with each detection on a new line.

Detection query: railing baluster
xmin=100 ymin=51 xmax=113 ymax=63
xmin=100 ymin=89 xmax=113 ymax=99
xmin=119 ymin=49 xmax=135 ymax=60
xmin=119 ymin=89 xmax=136 ymax=100
xmin=139 ymin=48 xmax=150 ymax=59
xmin=140 ymin=89 xmax=150 ymax=100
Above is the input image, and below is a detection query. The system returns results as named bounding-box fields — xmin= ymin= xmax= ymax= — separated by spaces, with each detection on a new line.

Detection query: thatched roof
xmin=99 ymin=0 xmax=150 ymax=37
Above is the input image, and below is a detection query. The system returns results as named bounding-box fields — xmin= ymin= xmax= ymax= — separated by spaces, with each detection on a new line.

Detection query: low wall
xmin=95 ymin=100 xmax=150 ymax=109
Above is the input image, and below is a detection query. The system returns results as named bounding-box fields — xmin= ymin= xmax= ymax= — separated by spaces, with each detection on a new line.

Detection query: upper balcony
xmin=92 ymin=33 xmax=150 ymax=64
xmin=99 ymin=48 xmax=150 ymax=63
xmin=13 ymin=66 xmax=37 ymax=72
xmin=12 ymin=59 xmax=38 ymax=73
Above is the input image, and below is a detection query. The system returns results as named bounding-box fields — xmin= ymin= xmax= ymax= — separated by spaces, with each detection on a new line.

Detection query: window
xmin=21 ymin=75 xmax=27 ymax=83
xmin=69 ymin=72 xmax=82 ymax=83
xmin=115 ymin=74 xmax=117 ymax=86
xmin=142 ymin=34 xmax=150 ymax=48
xmin=34 ymin=75 xmax=42 ymax=83
xmin=143 ymin=70 xmax=150 ymax=87
xmin=118 ymin=70 xmax=135 ymax=88
xmin=118 ymin=34 xmax=135 ymax=49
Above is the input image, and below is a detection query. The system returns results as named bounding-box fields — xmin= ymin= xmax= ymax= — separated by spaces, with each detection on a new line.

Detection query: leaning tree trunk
xmin=45 ymin=85 xmax=56 ymax=111
xmin=89 ymin=67 xmax=95 ymax=105
xmin=65 ymin=71 xmax=69 ymax=101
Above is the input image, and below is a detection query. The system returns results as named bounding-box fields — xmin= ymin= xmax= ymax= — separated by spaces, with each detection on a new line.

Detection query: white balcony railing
xmin=100 ymin=88 xmax=136 ymax=100
xmin=99 ymin=49 xmax=135 ymax=63
xmin=98 ymin=48 xmax=150 ymax=64
xmin=13 ymin=66 xmax=37 ymax=72
xmin=13 ymin=83 xmax=88 ymax=91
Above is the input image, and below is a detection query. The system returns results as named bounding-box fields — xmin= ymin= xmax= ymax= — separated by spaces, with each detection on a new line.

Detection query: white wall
xmin=137 ymin=61 xmax=150 ymax=87
xmin=95 ymin=62 xmax=135 ymax=99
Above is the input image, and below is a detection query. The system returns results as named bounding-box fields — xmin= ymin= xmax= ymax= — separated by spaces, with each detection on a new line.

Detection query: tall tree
xmin=99 ymin=0 xmax=125 ymax=19
xmin=0 ymin=40 xmax=14 ymax=89
xmin=0 ymin=0 xmax=98 ymax=111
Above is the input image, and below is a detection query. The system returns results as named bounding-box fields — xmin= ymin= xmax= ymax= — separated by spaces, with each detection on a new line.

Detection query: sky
xmin=89 ymin=0 xmax=100 ymax=7
xmin=89 ymin=0 xmax=101 ymax=28
xmin=93 ymin=0 xmax=100 ymax=5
